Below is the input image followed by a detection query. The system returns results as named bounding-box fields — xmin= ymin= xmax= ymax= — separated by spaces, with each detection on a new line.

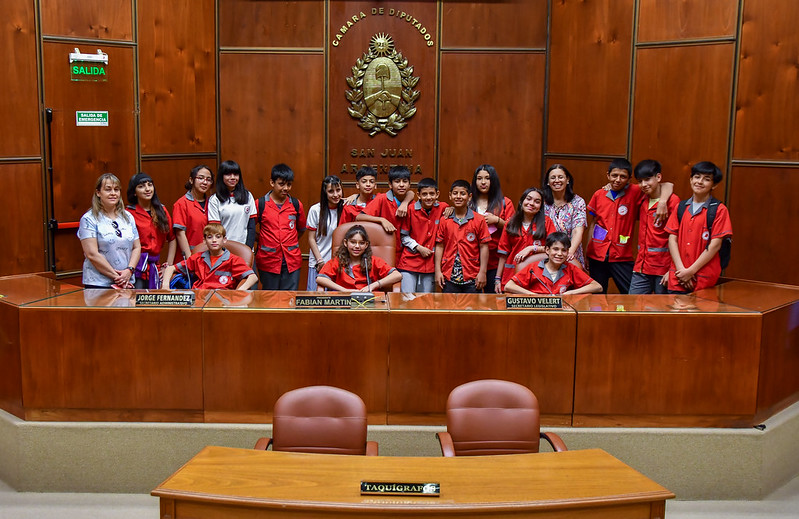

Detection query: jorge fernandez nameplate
xmin=135 ymin=292 xmax=195 ymax=307
xmin=506 ymin=296 xmax=563 ymax=310
xmin=360 ymin=481 xmax=440 ymax=497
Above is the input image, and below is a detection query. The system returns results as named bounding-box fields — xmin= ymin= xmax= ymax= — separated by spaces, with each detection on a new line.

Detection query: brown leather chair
xmin=254 ymin=385 xmax=378 ymax=456
xmin=436 ymin=379 xmax=567 ymax=457
xmin=192 ymin=239 xmax=254 ymax=267
xmin=328 ymin=221 xmax=399 ymax=291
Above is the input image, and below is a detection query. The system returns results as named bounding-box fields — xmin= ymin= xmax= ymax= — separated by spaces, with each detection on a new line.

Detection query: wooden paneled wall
xmin=2 ymin=0 xmax=799 ymax=285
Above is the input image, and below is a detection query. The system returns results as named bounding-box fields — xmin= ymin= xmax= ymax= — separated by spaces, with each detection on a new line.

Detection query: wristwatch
xmin=126 ymin=266 xmax=135 ymax=273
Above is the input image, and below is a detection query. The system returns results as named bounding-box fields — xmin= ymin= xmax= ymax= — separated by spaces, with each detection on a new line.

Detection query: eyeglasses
xmin=196 ymin=176 xmax=212 ymax=183
xmin=111 ymin=221 xmax=122 ymax=237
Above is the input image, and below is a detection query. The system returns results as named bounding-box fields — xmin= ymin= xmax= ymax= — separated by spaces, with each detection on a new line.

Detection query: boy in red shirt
xmin=629 ymin=160 xmax=681 ymax=294
xmin=340 ymin=167 xmax=377 ymax=225
xmin=161 ymin=223 xmax=257 ymax=290
xmin=255 ymin=163 xmax=306 ymax=290
xmin=356 ymin=165 xmax=412 ymax=263
xmin=665 ymin=161 xmax=733 ymax=293
xmin=398 ymin=177 xmax=448 ymax=293
xmin=505 ymin=232 xmax=601 ymax=295
xmin=434 ymin=179 xmax=491 ymax=293
xmin=586 ymin=158 xmax=672 ymax=293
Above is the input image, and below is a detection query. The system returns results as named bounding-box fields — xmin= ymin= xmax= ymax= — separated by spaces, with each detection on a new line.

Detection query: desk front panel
xmin=387 ymin=293 xmax=576 ymax=425
xmin=19 ymin=290 xmax=207 ymax=421
xmin=202 ymin=291 xmax=390 ymax=423
xmin=571 ymin=295 xmax=760 ymax=427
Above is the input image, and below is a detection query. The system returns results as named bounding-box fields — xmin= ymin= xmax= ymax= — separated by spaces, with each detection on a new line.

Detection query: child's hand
xmin=380 ymin=218 xmax=396 ymax=233
xmin=416 ymin=245 xmax=433 ymax=258
xmin=514 ymin=246 xmax=535 ymax=263
xmin=602 ymin=182 xmax=612 ymax=191
xmin=442 ymin=206 xmax=454 ymax=218
xmin=494 ymin=278 xmax=503 ymax=294
xmin=660 ymin=272 xmax=669 ymax=286
xmin=396 ymin=200 xmax=409 ymax=218
xmin=343 ymin=193 xmax=358 ymax=204
xmin=475 ymin=272 xmax=487 ymax=290
xmin=484 ymin=212 xmax=499 ymax=225
xmin=436 ymin=271 xmax=445 ymax=289
xmin=654 ymin=199 xmax=669 ymax=225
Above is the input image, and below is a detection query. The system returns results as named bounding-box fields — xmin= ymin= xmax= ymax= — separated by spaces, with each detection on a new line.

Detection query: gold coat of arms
xmin=346 ymin=33 xmax=420 ymax=136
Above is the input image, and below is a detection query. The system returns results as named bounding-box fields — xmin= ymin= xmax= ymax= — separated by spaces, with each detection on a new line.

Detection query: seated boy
xmin=162 ymin=223 xmax=258 ymax=290
xmin=356 ymin=165 xmax=412 ymax=263
xmin=505 ymin=232 xmax=602 ymax=295
xmin=586 ymin=158 xmax=672 ymax=294
xmin=340 ymin=166 xmax=413 ymax=224
xmin=397 ymin=177 xmax=448 ymax=293
xmin=665 ymin=161 xmax=732 ymax=293
xmin=434 ymin=180 xmax=490 ymax=293
xmin=629 ymin=159 xmax=680 ymax=294
xmin=255 ymin=163 xmax=306 ymax=291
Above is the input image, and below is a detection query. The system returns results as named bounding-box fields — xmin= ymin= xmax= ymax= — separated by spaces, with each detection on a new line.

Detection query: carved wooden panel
xmin=547 ymin=0 xmax=635 ymax=156
xmin=219 ymin=52 xmax=324 ymax=218
xmin=138 ymin=0 xmax=217 ymax=155
xmin=725 ymin=166 xmax=799 ymax=285
xmin=41 ymin=0 xmax=133 ymax=40
xmin=439 ymin=52 xmax=545 ymax=202
xmin=637 ymin=0 xmax=738 ymax=42
xmin=631 ymin=44 xmax=734 ymax=201
xmin=441 ymin=0 xmax=547 ymax=49
xmin=734 ymin=0 xmax=799 ymax=161
xmin=0 ymin=0 xmax=40 ymax=158
xmin=219 ymin=0 xmax=325 ymax=48
xmin=328 ymin=2 xmax=438 ymax=184
xmin=0 ymin=163 xmax=45 ymax=274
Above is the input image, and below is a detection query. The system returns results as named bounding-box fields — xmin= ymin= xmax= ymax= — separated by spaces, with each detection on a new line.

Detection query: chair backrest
xmin=446 ymin=379 xmax=541 ymax=456
xmin=330 ymin=221 xmax=396 ymax=267
xmin=272 ymin=385 xmax=369 ymax=455
xmin=193 ymin=239 xmax=254 ymax=267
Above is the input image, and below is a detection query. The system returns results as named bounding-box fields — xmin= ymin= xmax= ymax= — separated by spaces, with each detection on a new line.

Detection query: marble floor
xmin=1 ymin=475 xmax=798 ymax=519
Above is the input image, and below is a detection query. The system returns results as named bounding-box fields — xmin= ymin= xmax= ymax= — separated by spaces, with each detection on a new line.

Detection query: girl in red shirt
xmin=316 ymin=225 xmax=401 ymax=292
xmin=173 ymin=164 xmax=214 ymax=263
xmin=126 ymin=173 xmax=176 ymax=288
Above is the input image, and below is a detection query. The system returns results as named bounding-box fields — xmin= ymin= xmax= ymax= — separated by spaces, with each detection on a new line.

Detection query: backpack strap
xmin=257 ymin=194 xmax=268 ymax=222
xmin=676 ymin=199 xmax=690 ymax=223
xmin=706 ymin=196 xmax=720 ymax=234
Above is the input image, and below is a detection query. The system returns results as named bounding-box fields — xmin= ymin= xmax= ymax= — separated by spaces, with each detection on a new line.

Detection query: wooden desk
xmin=567 ymin=293 xmax=760 ymax=427
xmin=152 ymin=447 xmax=674 ymax=518
xmin=201 ymin=291 xmax=390 ymax=424
xmin=386 ymin=293 xmax=576 ymax=426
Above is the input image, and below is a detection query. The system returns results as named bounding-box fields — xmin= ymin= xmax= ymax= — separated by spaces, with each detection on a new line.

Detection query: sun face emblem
xmin=346 ymin=33 xmax=420 ymax=136
xmin=370 ymin=33 xmax=394 ymax=56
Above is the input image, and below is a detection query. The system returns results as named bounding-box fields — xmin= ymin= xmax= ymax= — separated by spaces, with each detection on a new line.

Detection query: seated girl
xmin=316 ymin=225 xmax=401 ymax=292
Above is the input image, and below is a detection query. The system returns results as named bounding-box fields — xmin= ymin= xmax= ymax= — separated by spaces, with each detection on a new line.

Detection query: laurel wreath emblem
xmin=346 ymin=34 xmax=420 ymax=136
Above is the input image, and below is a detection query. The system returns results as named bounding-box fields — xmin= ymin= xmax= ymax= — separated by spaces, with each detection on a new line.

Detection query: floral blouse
xmin=544 ymin=194 xmax=587 ymax=268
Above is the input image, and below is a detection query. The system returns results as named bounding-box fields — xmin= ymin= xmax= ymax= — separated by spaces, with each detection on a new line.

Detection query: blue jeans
xmin=400 ymin=270 xmax=435 ymax=293
xmin=629 ymin=272 xmax=668 ymax=294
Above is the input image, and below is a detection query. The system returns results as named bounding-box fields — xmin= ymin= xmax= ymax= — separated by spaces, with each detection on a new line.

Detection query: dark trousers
xmin=588 ymin=258 xmax=633 ymax=294
xmin=443 ymin=279 xmax=478 ymax=293
xmin=629 ymin=272 xmax=669 ymax=295
xmin=259 ymin=261 xmax=300 ymax=291
xmin=478 ymin=268 xmax=497 ymax=294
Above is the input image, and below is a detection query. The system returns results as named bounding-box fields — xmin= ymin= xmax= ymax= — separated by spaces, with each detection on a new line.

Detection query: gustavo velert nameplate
xmin=295 ymin=294 xmax=352 ymax=308
xmin=360 ymin=481 xmax=440 ymax=497
xmin=135 ymin=292 xmax=195 ymax=307
xmin=506 ymin=296 xmax=563 ymax=309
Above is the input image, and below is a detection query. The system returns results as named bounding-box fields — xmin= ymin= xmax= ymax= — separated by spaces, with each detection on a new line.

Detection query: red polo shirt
xmin=476 ymin=196 xmax=515 ymax=271
xmin=363 ymin=191 xmax=406 ymax=262
xmin=664 ymin=198 xmax=732 ymax=291
xmin=511 ymin=259 xmax=595 ymax=295
xmin=586 ymin=184 xmax=645 ymax=262
xmin=496 ymin=216 xmax=556 ymax=286
xmin=635 ymin=193 xmax=680 ymax=275
xmin=127 ymin=204 xmax=174 ymax=255
xmin=255 ymin=194 xmax=306 ymax=274
xmin=317 ymin=255 xmax=396 ymax=291
xmin=172 ymin=192 xmax=208 ymax=262
xmin=436 ymin=209 xmax=491 ymax=282
xmin=339 ymin=198 xmax=371 ymax=225
xmin=397 ymin=200 xmax=449 ymax=273
xmin=177 ymin=249 xmax=254 ymax=289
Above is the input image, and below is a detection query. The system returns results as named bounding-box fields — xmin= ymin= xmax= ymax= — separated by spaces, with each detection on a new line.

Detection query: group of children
xmin=161 ymin=158 xmax=732 ymax=296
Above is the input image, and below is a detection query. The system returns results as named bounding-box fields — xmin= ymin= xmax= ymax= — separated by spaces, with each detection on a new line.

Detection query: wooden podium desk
xmin=9 ymin=287 xmax=211 ymax=422
xmin=201 ymin=291 xmax=390 ymax=424
xmin=566 ymin=293 xmax=761 ymax=427
xmin=385 ymin=293 xmax=576 ymax=426
xmin=153 ymin=446 xmax=674 ymax=518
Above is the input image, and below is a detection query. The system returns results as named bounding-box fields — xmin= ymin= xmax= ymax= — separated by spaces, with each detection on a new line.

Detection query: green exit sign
xmin=71 ymin=64 xmax=107 ymax=82
xmin=76 ymin=111 xmax=108 ymax=126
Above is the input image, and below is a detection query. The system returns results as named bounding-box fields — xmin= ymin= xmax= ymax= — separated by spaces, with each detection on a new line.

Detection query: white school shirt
xmin=306 ymin=203 xmax=339 ymax=268
xmin=208 ymin=191 xmax=256 ymax=244
xmin=77 ymin=210 xmax=139 ymax=287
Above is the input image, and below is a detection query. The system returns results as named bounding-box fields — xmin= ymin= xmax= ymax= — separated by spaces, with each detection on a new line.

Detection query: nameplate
xmin=506 ymin=296 xmax=563 ymax=309
xmin=360 ymin=481 xmax=440 ymax=497
xmin=295 ymin=294 xmax=352 ymax=308
xmin=135 ymin=292 xmax=195 ymax=307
